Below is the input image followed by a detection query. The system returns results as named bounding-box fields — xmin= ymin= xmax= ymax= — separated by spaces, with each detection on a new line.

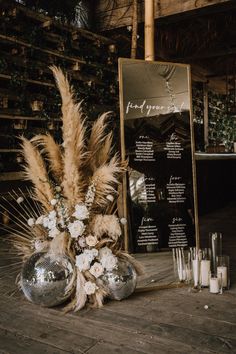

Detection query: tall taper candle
xmin=192 ymin=259 xmax=199 ymax=288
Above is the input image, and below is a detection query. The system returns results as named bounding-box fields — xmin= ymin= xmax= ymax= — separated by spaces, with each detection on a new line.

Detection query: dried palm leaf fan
xmin=0 ymin=67 xmax=143 ymax=311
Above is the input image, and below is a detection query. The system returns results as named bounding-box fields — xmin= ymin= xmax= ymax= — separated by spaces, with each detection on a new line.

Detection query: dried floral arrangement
xmin=1 ymin=67 xmax=143 ymax=311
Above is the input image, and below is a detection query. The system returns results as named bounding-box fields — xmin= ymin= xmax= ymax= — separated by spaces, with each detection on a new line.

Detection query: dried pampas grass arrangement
xmin=0 ymin=66 xmax=143 ymax=311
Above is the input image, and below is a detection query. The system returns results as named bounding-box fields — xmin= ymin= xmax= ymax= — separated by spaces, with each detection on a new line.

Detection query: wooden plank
xmin=96 ymin=0 xmax=130 ymax=13
xmin=108 ymin=301 xmax=236 ymax=339
xmin=83 ymin=302 xmax=236 ymax=338
xmin=0 ymin=296 xmax=213 ymax=354
xmin=136 ymin=251 xmax=176 ymax=288
xmin=0 ymin=34 xmax=86 ymax=65
xmin=79 ymin=303 xmax=236 ymax=353
xmin=0 ymin=113 xmax=60 ymax=121
xmin=0 ymin=300 xmax=97 ymax=353
xmin=0 ymin=73 xmax=54 ymax=88
xmin=86 ymin=341 xmax=147 ymax=354
xmin=2 ymin=283 xmax=236 ymax=352
xmin=0 ymin=53 xmax=107 ymax=88
xmin=103 ymin=290 xmax=236 ymax=324
xmin=96 ymin=0 xmax=232 ymax=13
xmin=191 ymin=64 xmax=229 ymax=94
xmin=96 ymin=0 xmax=232 ymax=31
xmin=195 ymin=153 xmax=236 ymax=160
xmin=0 ymin=328 xmax=69 ymax=354
xmin=0 ymin=0 xmax=113 ymax=45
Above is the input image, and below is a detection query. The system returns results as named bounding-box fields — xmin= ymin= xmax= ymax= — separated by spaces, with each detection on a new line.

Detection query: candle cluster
xmin=172 ymin=232 xmax=230 ymax=294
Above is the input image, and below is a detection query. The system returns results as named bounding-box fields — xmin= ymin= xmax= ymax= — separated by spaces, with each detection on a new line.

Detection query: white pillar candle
xmin=217 ymin=266 xmax=227 ymax=288
xmin=192 ymin=259 xmax=199 ymax=287
xmin=209 ymin=277 xmax=219 ymax=293
xmin=178 ymin=248 xmax=183 ymax=281
xmin=200 ymin=260 xmax=211 ymax=287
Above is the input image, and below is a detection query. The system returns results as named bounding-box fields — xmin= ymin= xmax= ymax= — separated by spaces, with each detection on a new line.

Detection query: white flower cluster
xmin=76 ymin=248 xmax=98 ymax=271
xmin=27 ymin=201 xmax=90 ymax=240
xmin=39 ymin=209 xmax=61 ymax=239
xmin=75 ymin=246 xmax=118 ymax=294
xmin=67 ymin=203 xmax=89 ymax=239
xmin=26 ymin=186 xmax=121 ymax=298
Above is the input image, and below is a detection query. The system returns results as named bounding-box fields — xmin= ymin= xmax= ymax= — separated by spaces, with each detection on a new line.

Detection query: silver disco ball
xmin=21 ymin=252 xmax=76 ymax=307
xmin=100 ymin=259 xmax=137 ymax=301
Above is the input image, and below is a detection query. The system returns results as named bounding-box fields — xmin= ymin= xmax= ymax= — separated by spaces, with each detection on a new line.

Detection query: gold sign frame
xmin=118 ymin=58 xmax=199 ymax=252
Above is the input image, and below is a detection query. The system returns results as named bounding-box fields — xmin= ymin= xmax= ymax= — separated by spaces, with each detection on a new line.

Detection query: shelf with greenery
xmin=0 ymin=0 xmax=119 ymax=185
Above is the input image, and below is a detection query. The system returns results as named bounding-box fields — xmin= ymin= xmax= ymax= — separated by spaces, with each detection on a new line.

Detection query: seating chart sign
xmin=119 ymin=59 xmax=198 ymax=252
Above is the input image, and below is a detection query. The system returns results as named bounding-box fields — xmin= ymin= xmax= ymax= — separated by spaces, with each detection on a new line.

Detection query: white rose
xmin=84 ymin=281 xmax=97 ymax=295
xmin=75 ymin=254 xmax=91 ymax=271
xmin=78 ymin=236 xmax=86 ymax=248
xmin=89 ymin=262 xmax=104 ymax=278
xmin=73 ymin=204 xmax=89 ymax=220
xmin=84 ymin=248 xmax=98 ymax=262
xmin=68 ymin=220 xmax=85 ymax=238
xmin=86 ymin=235 xmax=98 ymax=247
xmin=16 ymin=196 xmax=24 ymax=204
xmin=27 ymin=218 xmax=35 ymax=227
xmin=100 ymin=254 xmax=118 ymax=271
xmin=98 ymin=246 xmax=112 ymax=260
xmin=50 ymin=199 xmax=57 ymax=206
xmin=55 ymin=186 xmax=61 ymax=192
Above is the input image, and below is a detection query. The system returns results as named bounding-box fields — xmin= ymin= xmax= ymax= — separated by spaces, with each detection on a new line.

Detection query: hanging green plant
xmin=208 ymin=91 xmax=236 ymax=151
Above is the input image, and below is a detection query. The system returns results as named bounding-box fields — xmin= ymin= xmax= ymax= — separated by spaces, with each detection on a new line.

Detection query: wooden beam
xmin=0 ymin=34 xmax=86 ymax=65
xmin=144 ymin=0 xmax=155 ymax=61
xmin=174 ymin=47 xmax=236 ymax=62
xmin=191 ymin=64 xmax=229 ymax=94
xmin=0 ymin=0 xmax=114 ymax=44
xmin=96 ymin=0 xmax=232 ymax=31
xmin=131 ymin=0 xmax=138 ymax=59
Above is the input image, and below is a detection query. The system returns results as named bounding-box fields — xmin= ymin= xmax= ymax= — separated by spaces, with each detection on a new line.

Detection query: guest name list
xmin=126 ymin=118 xmax=192 ymax=251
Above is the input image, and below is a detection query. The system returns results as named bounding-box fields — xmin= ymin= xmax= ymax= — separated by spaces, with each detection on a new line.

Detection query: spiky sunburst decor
xmin=0 ymin=67 xmax=143 ymax=311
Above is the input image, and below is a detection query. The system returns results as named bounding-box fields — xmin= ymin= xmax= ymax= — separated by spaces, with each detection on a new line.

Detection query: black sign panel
xmin=119 ymin=59 xmax=197 ymax=253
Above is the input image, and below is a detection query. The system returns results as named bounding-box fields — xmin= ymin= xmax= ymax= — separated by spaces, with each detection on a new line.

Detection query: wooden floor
xmin=0 ymin=205 xmax=236 ymax=354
